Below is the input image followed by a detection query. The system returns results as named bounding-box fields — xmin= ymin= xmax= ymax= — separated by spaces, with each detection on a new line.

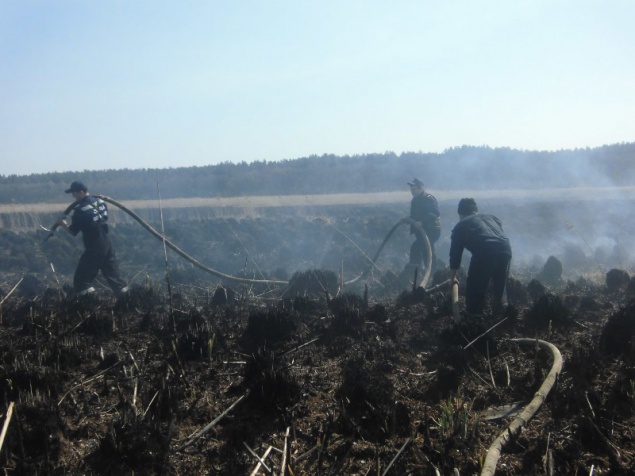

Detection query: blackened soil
xmin=0 ymin=270 xmax=633 ymax=476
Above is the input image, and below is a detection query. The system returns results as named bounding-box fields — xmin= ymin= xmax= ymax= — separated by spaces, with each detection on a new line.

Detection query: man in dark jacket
xmin=406 ymin=178 xmax=441 ymax=272
xmin=449 ymin=198 xmax=511 ymax=317
xmin=56 ymin=181 xmax=128 ymax=296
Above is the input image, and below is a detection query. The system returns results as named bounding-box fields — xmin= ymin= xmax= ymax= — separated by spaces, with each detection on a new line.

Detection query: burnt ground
xmin=0 ymin=196 xmax=635 ymax=475
xmin=0 ymin=266 xmax=634 ymax=476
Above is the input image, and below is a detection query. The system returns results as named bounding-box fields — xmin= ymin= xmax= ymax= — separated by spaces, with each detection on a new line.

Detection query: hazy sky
xmin=2 ymin=1 xmax=634 ymax=176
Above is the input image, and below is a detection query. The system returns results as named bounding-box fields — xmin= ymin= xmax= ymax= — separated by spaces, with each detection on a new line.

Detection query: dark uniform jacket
xmin=449 ymin=213 xmax=511 ymax=269
xmin=68 ymin=196 xmax=109 ymax=247
xmin=410 ymin=192 xmax=441 ymax=242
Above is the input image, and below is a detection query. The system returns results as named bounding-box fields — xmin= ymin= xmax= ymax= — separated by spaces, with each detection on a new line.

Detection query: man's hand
xmin=450 ymin=269 xmax=459 ymax=285
xmin=55 ymin=217 xmax=68 ymax=228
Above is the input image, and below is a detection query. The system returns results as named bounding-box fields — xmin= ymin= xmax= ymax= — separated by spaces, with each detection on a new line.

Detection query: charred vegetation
xmin=0 ymin=200 xmax=634 ymax=474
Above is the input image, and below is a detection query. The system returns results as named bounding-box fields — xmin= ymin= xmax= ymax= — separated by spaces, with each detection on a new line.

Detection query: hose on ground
xmin=95 ymin=195 xmax=287 ymax=286
xmin=480 ymin=338 xmax=563 ymax=476
xmin=50 ymin=197 xmax=431 ymax=288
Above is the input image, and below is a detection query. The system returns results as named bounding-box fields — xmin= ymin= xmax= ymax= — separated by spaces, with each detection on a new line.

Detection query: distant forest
xmin=1 ymin=143 xmax=633 ymax=204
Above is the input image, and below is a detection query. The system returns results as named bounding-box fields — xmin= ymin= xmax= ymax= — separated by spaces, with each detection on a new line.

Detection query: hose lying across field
xmin=48 ymin=196 xmax=435 ymax=289
xmin=481 ymin=338 xmax=563 ymax=476
xmin=46 ymin=196 xmax=287 ymax=286
xmin=96 ymin=195 xmax=290 ymax=286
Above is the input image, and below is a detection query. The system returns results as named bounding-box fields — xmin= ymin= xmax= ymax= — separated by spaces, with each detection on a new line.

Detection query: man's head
xmin=65 ymin=181 xmax=89 ymax=199
xmin=407 ymin=178 xmax=424 ymax=196
xmin=457 ymin=198 xmax=478 ymax=217
xmin=65 ymin=181 xmax=87 ymax=194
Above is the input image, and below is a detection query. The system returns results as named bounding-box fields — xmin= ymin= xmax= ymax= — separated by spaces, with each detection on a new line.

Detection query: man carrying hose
xmin=405 ymin=178 xmax=441 ymax=274
xmin=55 ymin=181 xmax=128 ymax=297
xmin=449 ymin=198 xmax=511 ymax=318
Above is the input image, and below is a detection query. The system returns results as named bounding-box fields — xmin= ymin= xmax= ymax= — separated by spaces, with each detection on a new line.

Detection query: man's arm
xmin=55 ymin=217 xmax=76 ymax=235
xmin=449 ymin=225 xmax=465 ymax=279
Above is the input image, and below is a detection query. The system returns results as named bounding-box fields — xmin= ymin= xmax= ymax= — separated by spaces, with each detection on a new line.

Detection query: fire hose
xmin=345 ymin=218 xmax=434 ymax=289
xmin=45 ymin=195 xmax=287 ymax=286
xmin=481 ymin=338 xmax=563 ymax=476
xmin=43 ymin=199 xmax=82 ymax=241
xmin=45 ymin=198 xmax=434 ymax=289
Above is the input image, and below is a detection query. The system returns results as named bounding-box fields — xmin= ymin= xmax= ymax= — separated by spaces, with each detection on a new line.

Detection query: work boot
xmin=115 ymin=286 xmax=131 ymax=307
xmin=75 ymin=286 xmax=99 ymax=307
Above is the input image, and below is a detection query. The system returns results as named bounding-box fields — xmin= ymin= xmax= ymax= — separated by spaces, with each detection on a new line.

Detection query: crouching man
xmin=56 ymin=181 xmax=128 ymax=297
xmin=449 ymin=198 xmax=511 ymax=318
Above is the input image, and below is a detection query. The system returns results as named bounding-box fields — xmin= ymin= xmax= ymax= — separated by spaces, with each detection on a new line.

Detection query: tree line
xmin=0 ymin=143 xmax=633 ymax=204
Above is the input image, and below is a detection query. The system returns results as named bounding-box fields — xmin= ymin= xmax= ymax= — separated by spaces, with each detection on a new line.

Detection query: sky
xmin=1 ymin=1 xmax=634 ymax=177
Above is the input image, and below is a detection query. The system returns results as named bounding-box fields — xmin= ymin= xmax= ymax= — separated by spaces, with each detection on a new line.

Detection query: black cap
xmin=458 ymin=198 xmax=478 ymax=215
xmin=65 ymin=181 xmax=88 ymax=193
xmin=407 ymin=178 xmax=424 ymax=188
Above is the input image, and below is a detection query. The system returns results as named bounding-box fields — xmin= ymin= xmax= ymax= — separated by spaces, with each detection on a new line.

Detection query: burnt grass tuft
xmin=336 ymin=354 xmax=408 ymax=441
xmin=239 ymin=307 xmax=297 ymax=353
xmin=599 ymin=299 xmax=635 ymax=361
xmin=243 ymin=348 xmax=301 ymax=412
xmin=606 ymin=268 xmax=630 ymax=293
xmin=287 ymin=269 xmax=338 ymax=296
xmin=527 ymin=292 xmax=571 ymax=328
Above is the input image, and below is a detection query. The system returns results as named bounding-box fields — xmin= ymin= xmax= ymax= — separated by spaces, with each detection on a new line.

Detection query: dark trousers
xmin=74 ymin=236 xmax=126 ymax=293
xmin=409 ymin=229 xmax=437 ymax=272
xmin=465 ymin=254 xmax=510 ymax=315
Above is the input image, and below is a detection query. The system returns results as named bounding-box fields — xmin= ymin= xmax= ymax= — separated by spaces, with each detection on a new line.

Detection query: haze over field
xmin=2 ymin=186 xmax=635 ymax=215
xmin=1 ymin=187 xmax=634 ymax=275
xmin=2 ymin=1 xmax=634 ymax=176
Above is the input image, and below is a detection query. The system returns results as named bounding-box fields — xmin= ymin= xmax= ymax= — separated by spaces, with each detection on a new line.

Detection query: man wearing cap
xmin=449 ymin=198 xmax=511 ymax=317
xmin=56 ymin=181 xmax=128 ymax=296
xmin=405 ymin=178 xmax=441 ymax=273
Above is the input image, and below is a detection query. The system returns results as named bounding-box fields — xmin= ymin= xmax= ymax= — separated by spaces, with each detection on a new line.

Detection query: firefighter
xmin=56 ymin=181 xmax=128 ymax=296
xmin=449 ymin=198 xmax=511 ymax=317
xmin=406 ymin=178 xmax=441 ymax=273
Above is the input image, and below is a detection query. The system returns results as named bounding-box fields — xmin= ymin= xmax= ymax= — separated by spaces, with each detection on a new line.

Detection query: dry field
xmin=2 ymin=185 xmax=634 ymax=215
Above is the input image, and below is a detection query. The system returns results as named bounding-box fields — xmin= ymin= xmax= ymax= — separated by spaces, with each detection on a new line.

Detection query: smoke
xmin=434 ymin=189 xmax=635 ymax=279
xmin=3 ymin=145 xmax=635 ymax=286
